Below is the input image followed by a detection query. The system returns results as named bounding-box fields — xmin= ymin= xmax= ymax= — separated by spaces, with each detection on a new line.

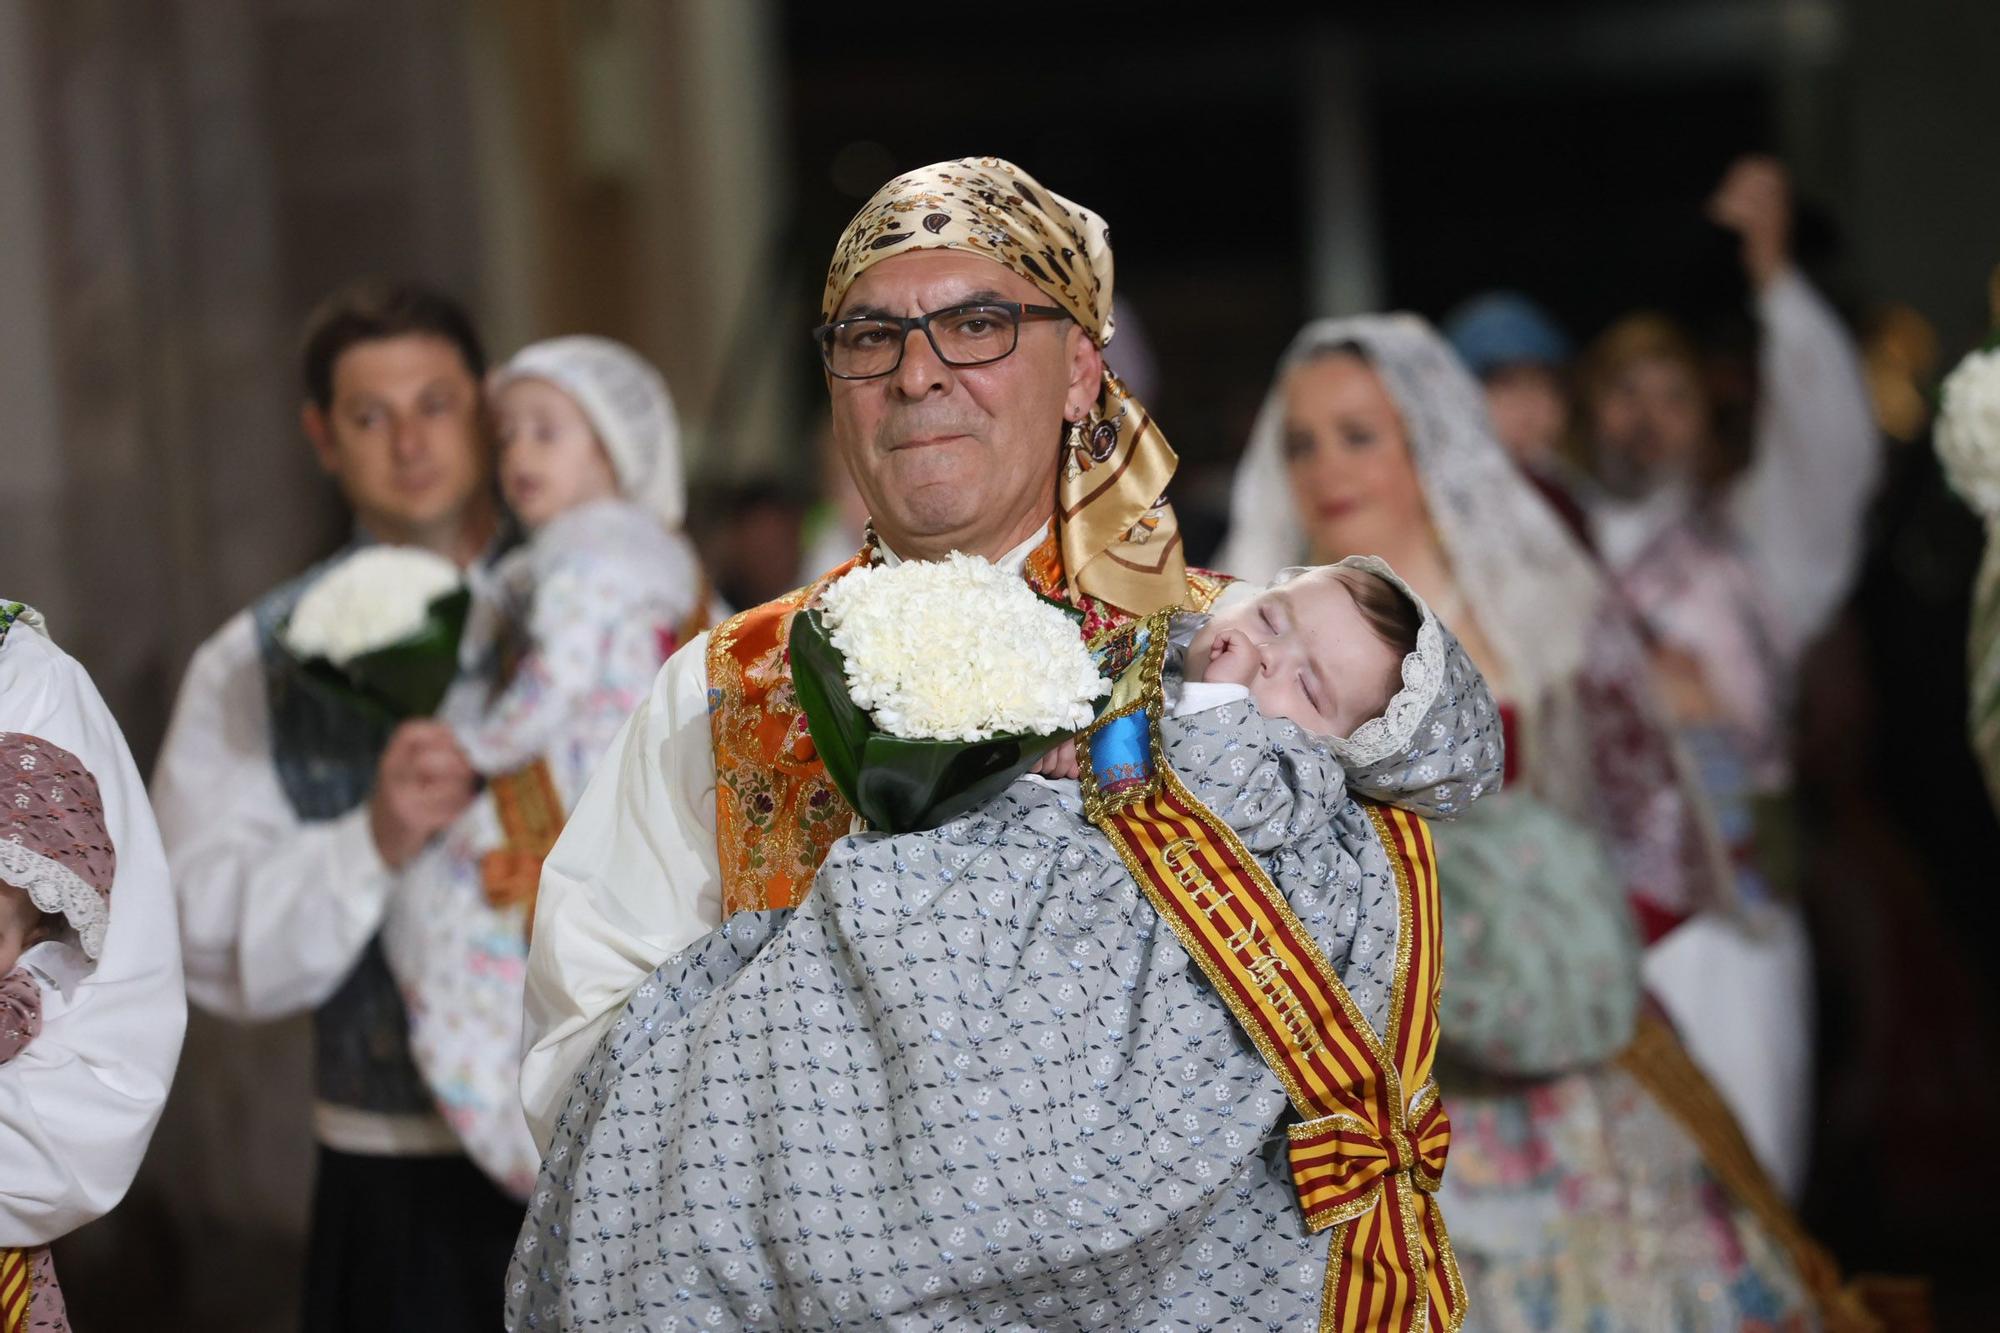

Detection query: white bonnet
xmin=491 ymin=335 xmax=685 ymax=527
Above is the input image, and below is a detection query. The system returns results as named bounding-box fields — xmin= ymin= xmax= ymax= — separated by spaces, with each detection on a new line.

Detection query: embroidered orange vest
xmin=706 ymin=531 xmax=1231 ymax=916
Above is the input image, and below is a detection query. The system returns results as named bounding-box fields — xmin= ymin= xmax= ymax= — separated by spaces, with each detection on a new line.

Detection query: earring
xmin=1063 ymin=418 xmax=1088 ymax=479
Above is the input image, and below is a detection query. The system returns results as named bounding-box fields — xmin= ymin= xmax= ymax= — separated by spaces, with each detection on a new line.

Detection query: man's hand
xmin=1032 ymin=738 xmax=1081 ymax=782
xmin=1707 ymin=154 xmax=1792 ymax=291
xmin=368 ymin=720 xmax=478 ymax=869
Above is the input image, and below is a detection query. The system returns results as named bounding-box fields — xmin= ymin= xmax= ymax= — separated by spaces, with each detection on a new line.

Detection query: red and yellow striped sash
xmin=0 ymin=1247 xmax=32 ymax=1333
xmin=1080 ymin=615 xmax=1465 ymax=1333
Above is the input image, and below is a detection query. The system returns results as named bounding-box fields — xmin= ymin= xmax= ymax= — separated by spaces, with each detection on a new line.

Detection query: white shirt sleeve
xmin=0 ymin=622 xmax=187 ymax=1246
xmin=1724 ymin=268 xmax=1882 ymax=656
xmin=519 ymin=632 xmax=724 ymax=1149
xmin=151 ymin=611 xmax=394 ymax=1022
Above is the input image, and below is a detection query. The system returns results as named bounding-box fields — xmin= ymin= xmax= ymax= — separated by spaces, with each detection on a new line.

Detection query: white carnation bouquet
xmin=280 ymin=546 xmax=471 ymax=722
xmin=790 ymin=552 xmax=1108 ymax=832
xmin=1937 ymin=346 xmax=2000 ymax=520
xmin=1936 ymin=340 xmax=2000 ymax=813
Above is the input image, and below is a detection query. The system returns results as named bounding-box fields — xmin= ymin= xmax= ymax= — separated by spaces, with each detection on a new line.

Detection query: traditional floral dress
xmin=1431 ymin=715 xmax=1819 ymax=1331
xmin=383 ymin=497 xmax=709 ymax=1196
xmin=1220 ymin=315 xmax=1850 ymax=1331
xmin=1 ymin=726 xmax=122 ymax=1333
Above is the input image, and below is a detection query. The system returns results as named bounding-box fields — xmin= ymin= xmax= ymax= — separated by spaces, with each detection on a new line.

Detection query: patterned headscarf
xmin=0 ymin=732 xmax=114 ymax=959
xmin=823 ymin=157 xmax=1187 ymax=615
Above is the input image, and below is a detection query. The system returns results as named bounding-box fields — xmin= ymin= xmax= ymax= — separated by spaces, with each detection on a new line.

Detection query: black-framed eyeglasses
xmin=812 ymin=301 xmax=1069 ymax=380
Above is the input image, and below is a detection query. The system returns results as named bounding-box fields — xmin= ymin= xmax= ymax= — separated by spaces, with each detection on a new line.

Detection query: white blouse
xmin=0 ymin=614 xmax=187 ymax=1246
xmin=151 ymin=610 xmax=456 ymax=1156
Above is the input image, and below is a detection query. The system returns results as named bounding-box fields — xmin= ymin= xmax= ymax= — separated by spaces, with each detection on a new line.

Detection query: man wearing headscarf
xmin=520 ymin=157 xmax=1232 ymax=1145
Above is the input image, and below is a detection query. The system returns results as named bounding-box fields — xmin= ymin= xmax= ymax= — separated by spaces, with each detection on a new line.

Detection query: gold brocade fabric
xmin=706 ymin=532 xmax=1230 ymax=917
xmin=823 ymin=157 xmax=1190 ymax=616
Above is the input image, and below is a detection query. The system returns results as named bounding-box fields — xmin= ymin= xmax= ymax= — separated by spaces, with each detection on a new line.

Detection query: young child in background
xmin=510 ymin=557 xmax=1503 ymax=1330
xmin=459 ymin=333 xmax=709 ymax=785
xmin=384 ymin=335 xmax=712 ymax=1199
xmin=1 ymin=732 xmax=121 ymax=1333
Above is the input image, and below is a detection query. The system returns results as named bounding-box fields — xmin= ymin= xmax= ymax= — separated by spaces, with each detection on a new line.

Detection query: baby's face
xmin=1185 ymin=571 xmax=1403 ymax=739
xmin=494 ymin=377 xmax=621 ymax=529
xmin=0 ymin=883 xmax=39 ymax=974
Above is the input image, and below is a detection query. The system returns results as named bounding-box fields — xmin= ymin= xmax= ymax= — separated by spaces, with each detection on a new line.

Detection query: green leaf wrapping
xmin=787 ymin=607 xmax=870 ymax=809
xmin=788 ymin=607 xmax=1069 ymax=834
xmin=287 ymin=586 xmax=472 ymax=724
xmin=1972 ymin=529 xmax=2000 ymax=816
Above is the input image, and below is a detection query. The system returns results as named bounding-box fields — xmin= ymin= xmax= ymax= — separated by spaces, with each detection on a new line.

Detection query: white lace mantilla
xmin=0 ymin=835 xmax=108 ymax=959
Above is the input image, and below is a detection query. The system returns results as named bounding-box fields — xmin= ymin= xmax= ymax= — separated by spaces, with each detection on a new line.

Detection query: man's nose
xmin=389 ymin=413 xmax=427 ymax=463
xmin=891 ymin=326 xmax=952 ymax=398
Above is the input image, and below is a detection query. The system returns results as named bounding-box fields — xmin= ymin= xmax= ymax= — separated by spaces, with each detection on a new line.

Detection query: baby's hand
xmin=1032 ymin=738 xmax=1081 ymax=781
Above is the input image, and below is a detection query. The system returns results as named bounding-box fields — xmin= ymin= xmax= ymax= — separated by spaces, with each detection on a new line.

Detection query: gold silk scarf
xmin=822 ymin=157 xmax=1189 ymax=615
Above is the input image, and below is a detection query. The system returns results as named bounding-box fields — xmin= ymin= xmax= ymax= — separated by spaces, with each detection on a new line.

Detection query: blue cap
xmin=1443 ymin=292 xmax=1572 ymax=377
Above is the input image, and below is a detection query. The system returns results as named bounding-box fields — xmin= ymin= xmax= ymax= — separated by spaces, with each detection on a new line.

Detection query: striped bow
xmin=1290 ymin=1081 xmax=1452 ymax=1229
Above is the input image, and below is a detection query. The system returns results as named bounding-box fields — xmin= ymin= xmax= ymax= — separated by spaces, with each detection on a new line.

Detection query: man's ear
xmin=301 ymin=401 xmax=339 ymax=475
xmin=1066 ymin=327 xmax=1104 ymax=421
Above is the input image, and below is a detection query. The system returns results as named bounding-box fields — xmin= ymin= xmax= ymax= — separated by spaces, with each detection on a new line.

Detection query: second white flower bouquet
xmin=789 ymin=552 xmax=1109 ymax=833
xmin=280 ymin=545 xmax=471 ymax=723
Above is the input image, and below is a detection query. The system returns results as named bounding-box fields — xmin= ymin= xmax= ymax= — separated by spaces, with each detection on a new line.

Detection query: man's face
xmin=1590 ymin=354 xmax=1707 ymax=496
xmin=1482 ymin=364 xmax=1570 ymax=469
xmin=304 ymin=334 xmax=489 ymax=544
xmin=825 ymin=250 xmax=1095 ymax=561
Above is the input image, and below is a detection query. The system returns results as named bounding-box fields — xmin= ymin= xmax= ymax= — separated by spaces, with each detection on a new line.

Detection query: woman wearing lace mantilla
xmin=1219 ymin=315 xmax=1866 ymax=1331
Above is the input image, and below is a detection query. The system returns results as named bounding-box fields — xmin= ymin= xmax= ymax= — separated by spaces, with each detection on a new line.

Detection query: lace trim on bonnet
xmin=0 ymin=709 xmax=113 ymax=961
xmin=0 ymin=838 xmax=107 ymax=959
